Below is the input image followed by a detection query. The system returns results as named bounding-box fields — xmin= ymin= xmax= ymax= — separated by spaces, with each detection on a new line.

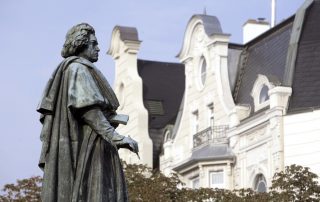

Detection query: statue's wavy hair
xmin=61 ymin=23 xmax=95 ymax=58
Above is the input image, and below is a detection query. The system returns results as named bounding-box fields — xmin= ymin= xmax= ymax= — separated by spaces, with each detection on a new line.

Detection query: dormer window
xmin=259 ymin=84 xmax=269 ymax=103
xmin=251 ymin=74 xmax=273 ymax=112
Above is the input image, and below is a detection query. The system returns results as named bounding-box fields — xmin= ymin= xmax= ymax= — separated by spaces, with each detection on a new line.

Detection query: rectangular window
xmin=192 ymin=111 xmax=199 ymax=134
xmin=192 ymin=177 xmax=200 ymax=189
xmin=209 ymin=171 xmax=224 ymax=189
xmin=208 ymin=104 xmax=214 ymax=128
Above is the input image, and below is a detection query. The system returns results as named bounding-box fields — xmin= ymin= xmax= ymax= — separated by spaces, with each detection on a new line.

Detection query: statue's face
xmin=79 ymin=34 xmax=100 ymax=62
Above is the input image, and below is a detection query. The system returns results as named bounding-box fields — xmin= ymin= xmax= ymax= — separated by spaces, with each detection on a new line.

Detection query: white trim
xmin=252 ymin=173 xmax=268 ymax=192
xmin=107 ymin=27 xmax=141 ymax=59
xmin=248 ymin=166 xmax=268 ymax=190
xmin=164 ymin=129 xmax=171 ymax=142
xmin=209 ymin=170 xmax=225 ymax=189
xmin=197 ymin=56 xmax=207 ymax=91
xmin=117 ymin=82 xmax=125 ymax=110
xmin=251 ymin=74 xmax=274 ymax=112
xmin=215 ymin=55 xmax=236 ymax=115
xmin=190 ymin=176 xmax=200 ymax=189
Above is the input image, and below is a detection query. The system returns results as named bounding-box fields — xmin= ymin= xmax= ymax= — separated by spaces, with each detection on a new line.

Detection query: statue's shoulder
xmin=68 ymin=60 xmax=87 ymax=70
xmin=65 ymin=57 xmax=91 ymax=73
xmin=73 ymin=57 xmax=96 ymax=69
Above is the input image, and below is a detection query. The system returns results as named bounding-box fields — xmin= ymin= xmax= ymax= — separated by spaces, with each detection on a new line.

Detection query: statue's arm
xmin=81 ymin=108 xmax=139 ymax=153
xmin=67 ymin=63 xmax=138 ymax=153
xmin=81 ymin=107 xmax=125 ymax=144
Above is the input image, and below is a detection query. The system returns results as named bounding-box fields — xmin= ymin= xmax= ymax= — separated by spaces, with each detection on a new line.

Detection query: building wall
xmin=284 ymin=109 xmax=320 ymax=174
xmin=110 ymin=8 xmax=320 ymax=192
xmin=108 ymin=27 xmax=153 ymax=167
xmin=177 ymin=162 xmax=233 ymax=189
xmin=160 ymin=19 xmax=235 ymax=188
xmin=229 ymin=110 xmax=282 ymax=190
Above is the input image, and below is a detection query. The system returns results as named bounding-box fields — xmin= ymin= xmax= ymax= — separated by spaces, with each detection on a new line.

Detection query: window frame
xmin=197 ymin=56 xmax=207 ymax=90
xmin=251 ymin=74 xmax=273 ymax=112
xmin=209 ymin=170 xmax=224 ymax=189
xmin=191 ymin=176 xmax=200 ymax=189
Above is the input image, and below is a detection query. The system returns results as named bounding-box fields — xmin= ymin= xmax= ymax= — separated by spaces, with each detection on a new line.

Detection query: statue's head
xmin=61 ymin=23 xmax=100 ymax=62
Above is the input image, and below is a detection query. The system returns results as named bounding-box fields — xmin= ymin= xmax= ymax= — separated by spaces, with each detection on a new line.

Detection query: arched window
xmin=251 ymin=74 xmax=272 ymax=112
xmin=259 ymin=84 xmax=269 ymax=103
xmin=199 ymin=57 xmax=207 ymax=88
xmin=254 ymin=174 xmax=267 ymax=193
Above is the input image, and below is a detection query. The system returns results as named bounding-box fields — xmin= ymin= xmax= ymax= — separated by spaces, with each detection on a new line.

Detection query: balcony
xmin=193 ymin=125 xmax=229 ymax=148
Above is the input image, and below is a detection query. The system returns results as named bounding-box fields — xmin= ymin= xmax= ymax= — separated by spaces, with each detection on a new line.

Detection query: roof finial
xmin=203 ymin=7 xmax=207 ymax=15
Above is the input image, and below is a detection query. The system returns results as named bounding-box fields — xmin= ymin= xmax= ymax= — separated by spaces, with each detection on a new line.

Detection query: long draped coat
xmin=37 ymin=56 xmax=128 ymax=202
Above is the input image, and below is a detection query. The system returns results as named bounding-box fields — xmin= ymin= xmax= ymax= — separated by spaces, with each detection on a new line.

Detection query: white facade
xmin=110 ymin=1 xmax=320 ymax=192
xmin=160 ymin=15 xmax=236 ymax=189
xmin=107 ymin=26 xmax=153 ymax=167
xmin=284 ymin=110 xmax=320 ymax=174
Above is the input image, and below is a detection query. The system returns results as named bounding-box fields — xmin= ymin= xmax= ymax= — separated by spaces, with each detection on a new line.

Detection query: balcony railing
xmin=193 ymin=125 xmax=229 ymax=148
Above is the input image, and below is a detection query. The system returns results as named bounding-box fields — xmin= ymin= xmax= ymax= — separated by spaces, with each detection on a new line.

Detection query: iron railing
xmin=193 ymin=125 xmax=229 ymax=148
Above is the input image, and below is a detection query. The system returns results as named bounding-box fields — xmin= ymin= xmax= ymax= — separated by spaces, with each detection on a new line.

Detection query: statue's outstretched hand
xmin=121 ymin=136 xmax=140 ymax=158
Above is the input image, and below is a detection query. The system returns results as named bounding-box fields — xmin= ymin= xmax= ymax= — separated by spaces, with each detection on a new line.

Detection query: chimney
xmin=271 ymin=0 xmax=276 ymax=27
xmin=243 ymin=18 xmax=270 ymax=44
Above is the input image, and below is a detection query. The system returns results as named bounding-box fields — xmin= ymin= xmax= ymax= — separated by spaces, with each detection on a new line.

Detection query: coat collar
xmin=75 ymin=57 xmax=97 ymax=69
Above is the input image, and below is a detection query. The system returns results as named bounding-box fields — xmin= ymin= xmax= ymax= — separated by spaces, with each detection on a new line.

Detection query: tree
xmin=123 ymin=162 xmax=183 ymax=201
xmin=1 ymin=164 xmax=320 ymax=201
xmin=269 ymin=164 xmax=320 ymax=201
xmin=0 ymin=176 xmax=41 ymax=202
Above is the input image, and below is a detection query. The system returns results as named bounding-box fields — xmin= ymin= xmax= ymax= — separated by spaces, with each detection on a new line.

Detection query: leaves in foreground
xmin=1 ymin=164 xmax=320 ymax=201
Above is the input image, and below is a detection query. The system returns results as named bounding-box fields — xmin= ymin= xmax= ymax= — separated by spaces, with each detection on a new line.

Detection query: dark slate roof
xmin=193 ymin=14 xmax=223 ymax=36
xmin=177 ymin=14 xmax=223 ymax=57
xmin=173 ymin=144 xmax=235 ymax=172
xmin=115 ymin=26 xmax=140 ymax=41
xmin=232 ymin=0 xmax=320 ymax=115
xmin=228 ymin=44 xmax=243 ymax=93
xmin=288 ymin=0 xmax=320 ymax=112
xmin=233 ymin=17 xmax=294 ymax=113
xmin=137 ymin=59 xmax=185 ymax=129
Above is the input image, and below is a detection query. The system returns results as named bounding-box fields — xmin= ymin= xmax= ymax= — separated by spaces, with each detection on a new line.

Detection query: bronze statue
xmin=37 ymin=23 xmax=138 ymax=201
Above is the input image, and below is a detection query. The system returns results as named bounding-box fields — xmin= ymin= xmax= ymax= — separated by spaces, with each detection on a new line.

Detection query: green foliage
xmin=269 ymin=164 xmax=320 ymax=201
xmin=124 ymin=163 xmax=320 ymax=202
xmin=0 ymin=176 xmax=41 ymax=202
xmin=123 ymin=161 xmax=183 ymax=201
xmin=1 ymin=164 xmax=320 ymax=201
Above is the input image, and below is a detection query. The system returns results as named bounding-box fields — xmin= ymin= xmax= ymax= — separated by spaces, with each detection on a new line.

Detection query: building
xmin=108 ymin=0 xmax=320 ymax=191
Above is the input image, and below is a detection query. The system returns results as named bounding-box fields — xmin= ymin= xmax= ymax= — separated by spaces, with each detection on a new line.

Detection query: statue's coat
xmin=37 ymin=56 xmax=127 ymax=202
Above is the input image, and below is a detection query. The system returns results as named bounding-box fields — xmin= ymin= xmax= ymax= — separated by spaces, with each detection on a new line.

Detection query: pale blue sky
xmin=0 ymin=0 xmax=304 ymax=187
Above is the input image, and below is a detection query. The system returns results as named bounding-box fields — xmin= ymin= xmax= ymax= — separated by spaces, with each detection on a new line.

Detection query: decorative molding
xmin=251 ymin=74 xmax=274 ymax=112
xmin=247 ymin=163 xmax=268 ymax=188
xmin=215 ymin=55 xmax=237 ymax=117
xmin=269 ymin=86 xmax=292 ymax=114
xmin=107 ymin=26 xmax=141 ymax=59
xmin=228 ymin=105 xmax=251 ymax=127
xmin=178 ymin=19 xmax=204 ymax=62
